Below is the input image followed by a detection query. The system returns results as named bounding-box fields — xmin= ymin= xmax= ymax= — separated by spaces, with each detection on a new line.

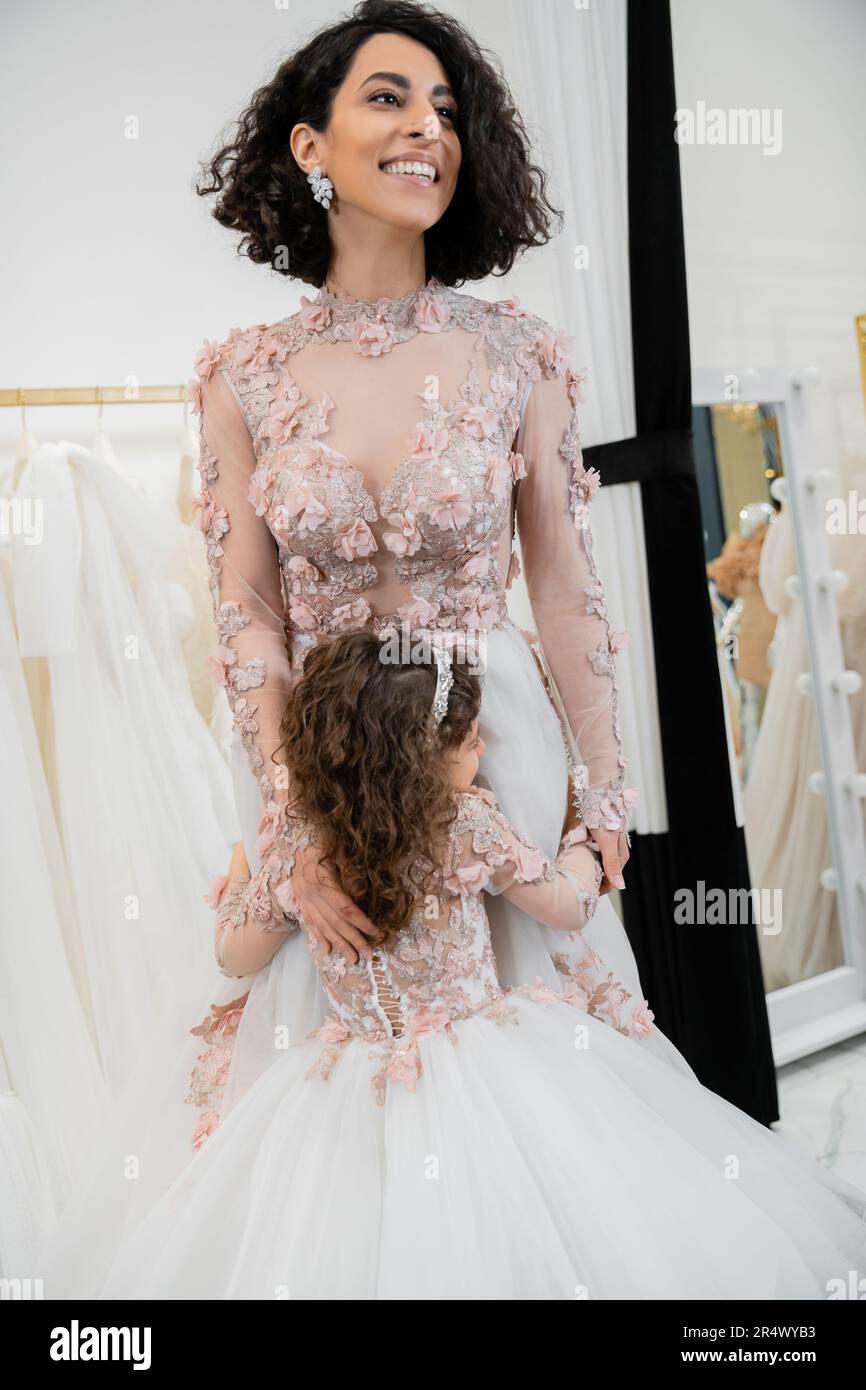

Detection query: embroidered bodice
xmin=305 ymin=785 xmax=596 ymax=1038
xmin=190 ymin=785 xmax=653 ymax=1137
xmin=190 ymin=277 xmax=637 ymax=927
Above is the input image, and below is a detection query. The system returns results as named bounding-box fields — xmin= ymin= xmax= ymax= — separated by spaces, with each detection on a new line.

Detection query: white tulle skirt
xmin=34 ymin=618 xmax=866 ymax=1298
xmin=43 ymin=986 xmax=866 ymax=1300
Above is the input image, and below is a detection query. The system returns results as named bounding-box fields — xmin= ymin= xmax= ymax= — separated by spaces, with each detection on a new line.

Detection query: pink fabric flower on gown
xmin=505 ymin=838 xmax=550 ymax=883
xmin=299 ymin=294 xmax=332 ymax=331
xmin=247 ymin=462 xmax=275 ymax=516
xmin=191 ymin=1111 xmax=220 ymax=1151
xmin=285 ymin=554 xmax=321 ymax=582
xmin=409 ymin=419 xmax=450 ymax=461
xmin=484 ymin=453 xmax=511 ymax=502
xmin=574 ymin=465 xmax=601 ymax=505
xmin=266 ymin=389 xmax=306 ymax=446
xmin=207 ymin=644 xmax=237 ymax=686
xmin=229 ymin=325 xmax=274 ymax=373
xmin=566 ymin=367 xmax=588 ymax=404
xmin=331 ymin=598 xmax=373 ymax=631
xmin=459 ymin=589 xmax=501 ymax=630
xmin=456 ymin=552 xmax=490 ymax=582
xmin=427 ymin=482 xmax=473 ymax=531
xmin=397 ymin=594 xmax=440 ymax=626
xmin=204 ymin=872 xmax=230 ymax=909
xmin=493 ymin=295 xmax=526 ymax=317
xmin=409 ymin=1007 xmax=451 ymax=1038
xmin=383 ymin=506 xmax=422 ymax=557
xmin=456 ymin=402 xmax=498 ymax=440
xmin=335 ymin=518 xmax=378 ymax=561
xmin=194 ymin=339 xmax=223 ymax=382
xmin=187 ymin=377 xmax=204 ymax=414
xmin=537 ymin=330 xmax=574 ymax=376
xmin=510 ymin=450 xmax=527 ymax=481
xmin=283 ymin=479 xmax=330 ymax=535
xmin=352 ymin=318 xmax=397 ymax=356
xmin=445 ymin=860 xmax=493 ymax=895
xmin=414 ymin=288 xmax=452 ymax=332
xmin=307 ymin=392 xmax=335 ymax=438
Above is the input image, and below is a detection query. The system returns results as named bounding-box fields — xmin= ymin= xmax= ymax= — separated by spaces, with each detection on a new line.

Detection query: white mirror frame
xmin=693 ymin=366 xmax=866 ymax=1065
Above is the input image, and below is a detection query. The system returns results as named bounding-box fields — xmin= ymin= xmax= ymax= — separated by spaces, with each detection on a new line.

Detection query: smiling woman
xmin=195 ymin=0 xmax=560 ymax=289
xmin=189 ymin=0 xmax=642 ymax=1018
xmin=35 ymin=0 xmax=866 ymax=1307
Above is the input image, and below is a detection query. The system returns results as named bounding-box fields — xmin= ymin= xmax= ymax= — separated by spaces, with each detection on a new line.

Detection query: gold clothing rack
xmin=0 ymin=386 xmax=191 ymax=407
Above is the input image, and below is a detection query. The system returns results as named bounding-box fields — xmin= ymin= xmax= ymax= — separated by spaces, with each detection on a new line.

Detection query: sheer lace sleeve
xmin=449 ymin=788 xmax=654 ymax=1039
xmin=447 ymin=788 xmax=604 ymax=932
xmin=515 ymin=355 xmax=637 ymax=833
xmin=213 ymin=874 xmax=300 ymax=979
xmin=191 ymin=346 xmax=297 ymax=928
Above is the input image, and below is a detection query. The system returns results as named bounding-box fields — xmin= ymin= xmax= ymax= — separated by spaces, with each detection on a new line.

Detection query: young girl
xmin=42 ymin=629 xmax=866 ymax=1300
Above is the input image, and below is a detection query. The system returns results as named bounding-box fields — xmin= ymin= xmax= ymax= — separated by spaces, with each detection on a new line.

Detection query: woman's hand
xmin=211 ymin=841 xmax=251 ymax=908
xmin=227 ymin=839 xmax=250 ymax=882
xmin=291 ymin=839 xmax=384 ymax=964
xmin=589 ymin=827 xmax=629 ymax=895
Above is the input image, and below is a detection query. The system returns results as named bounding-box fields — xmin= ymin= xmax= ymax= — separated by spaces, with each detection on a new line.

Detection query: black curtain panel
xmin=580 ymin=0 xmax=779 ymax=1124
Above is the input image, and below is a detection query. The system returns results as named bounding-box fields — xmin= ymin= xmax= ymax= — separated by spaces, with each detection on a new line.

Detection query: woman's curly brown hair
xmin=194 ymin=0 xmax=562 ymax=288
xmin=278 ymin=628 xmax=481 ymax=943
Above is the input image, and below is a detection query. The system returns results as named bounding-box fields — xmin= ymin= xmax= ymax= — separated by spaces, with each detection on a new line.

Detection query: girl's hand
xmin=290 ymin=840 xmax=384 ymax=964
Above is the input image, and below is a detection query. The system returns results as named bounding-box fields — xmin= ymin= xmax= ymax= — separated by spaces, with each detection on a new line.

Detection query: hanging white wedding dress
xmin=11 ymin=442 xmax=239 ymax=1093
xmin=746 ymin=504 xmax=845 ymax=990
xmin=0 ymin=545 xmax=109 ymax=1272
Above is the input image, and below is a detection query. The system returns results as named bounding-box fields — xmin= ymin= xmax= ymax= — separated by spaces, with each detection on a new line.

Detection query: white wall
xmin=3 ymin=0 xmax=864 ymax=495
xmin=670 ymin=0 xmax=866 ymax=476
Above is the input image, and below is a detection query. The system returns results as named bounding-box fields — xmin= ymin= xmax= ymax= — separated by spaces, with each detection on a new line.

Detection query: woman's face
xmin=300 ymin=31 xmax=462 ymax=234
xmin=448 ymin=715 xmax=486 ymax=791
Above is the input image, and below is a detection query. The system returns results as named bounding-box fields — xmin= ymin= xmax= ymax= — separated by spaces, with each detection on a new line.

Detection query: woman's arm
xmin=515 ymin=363 xmax=637 ymax=839
xmin=193 ymin=346 xmax=382 ymax=962
xmin=214 ymin=875 xmax=299 ymax=978
xmin=193 ymin=361 xmax=298 ymax=927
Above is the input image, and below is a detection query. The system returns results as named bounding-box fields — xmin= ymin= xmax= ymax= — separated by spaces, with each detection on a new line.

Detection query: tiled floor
xmin=772 ymin=1033 xmax=866 ymax=1193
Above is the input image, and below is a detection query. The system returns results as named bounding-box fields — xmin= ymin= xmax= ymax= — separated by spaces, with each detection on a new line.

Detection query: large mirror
xmin=692 ymin=372 xmax=866 ymax=1062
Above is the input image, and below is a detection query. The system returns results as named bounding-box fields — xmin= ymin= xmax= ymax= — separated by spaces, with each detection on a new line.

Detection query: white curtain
xmin=460 ymin=0 xmax=667 ymax=836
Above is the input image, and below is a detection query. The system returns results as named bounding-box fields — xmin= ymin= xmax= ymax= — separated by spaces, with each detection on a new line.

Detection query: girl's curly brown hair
xmin=278 ymin=628 xmax=481 ymax=943
xmin=194 ymin=0 xmax=562 ymax=288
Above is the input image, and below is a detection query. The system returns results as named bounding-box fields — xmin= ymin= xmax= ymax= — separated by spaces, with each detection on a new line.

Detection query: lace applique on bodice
xmin=191 ymin=276 xmax=638 ymax=947
xmin=200 ymin=280 xmax=552 ymax=644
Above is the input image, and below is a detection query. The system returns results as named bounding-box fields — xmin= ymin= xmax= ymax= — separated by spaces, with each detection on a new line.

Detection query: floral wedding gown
xmin=41 ymin=784 xmax=866 ymax=1299
xmin=189 ymin=276 xmax=643 ymax=1071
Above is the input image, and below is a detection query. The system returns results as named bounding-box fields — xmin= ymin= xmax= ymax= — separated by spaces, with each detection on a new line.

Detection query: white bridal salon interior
xmin=1 ymin=0 xmax=865 ymax=1274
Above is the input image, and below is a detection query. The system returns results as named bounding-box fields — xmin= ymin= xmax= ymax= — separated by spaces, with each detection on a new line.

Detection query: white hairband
xmin=430 ymin=644 xmax=454 ymax=726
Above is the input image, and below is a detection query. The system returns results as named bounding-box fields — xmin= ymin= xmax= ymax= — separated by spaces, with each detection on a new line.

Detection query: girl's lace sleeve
xmin=191 ymin=344 xmax=297 ymax=927
xmin=448 ymin=790 xmax=654 ymax=1039
xmin=515 ymin=342 xmax=638 ymax=834
xmin=446 ymin=788 xmax=604 ymax=932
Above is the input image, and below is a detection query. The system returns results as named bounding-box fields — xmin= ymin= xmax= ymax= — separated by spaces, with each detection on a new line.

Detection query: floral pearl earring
xmin=307 ymin=164 xmax=334 ymax=210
